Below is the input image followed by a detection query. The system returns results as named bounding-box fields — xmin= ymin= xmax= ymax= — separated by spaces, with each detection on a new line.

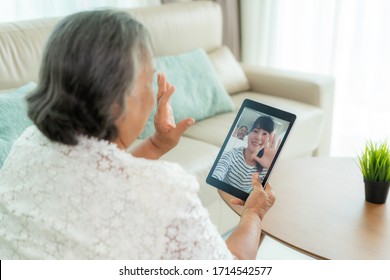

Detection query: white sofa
xmin=0 ymin=1 xmax=334 ymax=235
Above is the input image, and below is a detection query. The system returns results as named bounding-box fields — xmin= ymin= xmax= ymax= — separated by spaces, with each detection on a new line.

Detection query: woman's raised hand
xmin=151 ymin=73 xmax=194 ymax=153
xmin=254 ymin=132 xmax=281 ymax=168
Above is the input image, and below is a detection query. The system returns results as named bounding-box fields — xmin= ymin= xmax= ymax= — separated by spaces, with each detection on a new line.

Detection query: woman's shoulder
xmin=128 ymin=155 xmax=193 ymax=182
xmin=106 ymin=146 xmax=200 ymax=193
xmin=5 ymin=126 xmax=199 ymax=195
xmin=1 ymin=125 xmax=47 ymax=169
xmin=84 ymin=138 xmax=197 ymax=187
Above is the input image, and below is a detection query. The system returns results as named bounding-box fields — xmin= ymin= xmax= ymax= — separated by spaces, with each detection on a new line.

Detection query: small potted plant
xmin=358 ymin=140 xmax=390 ymax=204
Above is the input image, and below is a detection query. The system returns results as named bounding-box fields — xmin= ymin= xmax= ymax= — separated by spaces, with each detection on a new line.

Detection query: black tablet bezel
xmin=206 ymin=99 xmax=296 ymax=201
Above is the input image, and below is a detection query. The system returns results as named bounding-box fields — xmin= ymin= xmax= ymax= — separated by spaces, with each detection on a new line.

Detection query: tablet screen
xmin=206 ymin=99 xmax=296 ymax=201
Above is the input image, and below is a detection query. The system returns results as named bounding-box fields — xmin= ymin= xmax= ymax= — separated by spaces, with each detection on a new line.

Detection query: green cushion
xmin=139 ymin=48 xmax=234 ymax=138
xmin=0 ymin=83 xmax=36 ymax=168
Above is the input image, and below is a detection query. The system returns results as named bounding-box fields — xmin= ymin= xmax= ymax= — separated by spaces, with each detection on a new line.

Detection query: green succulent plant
xmin=358 ymin=140 xmax=390 ymax=182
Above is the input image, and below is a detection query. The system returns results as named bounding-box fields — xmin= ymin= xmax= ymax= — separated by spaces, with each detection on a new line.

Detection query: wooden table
xmin=221 ymin=158 xmax=390 ymax=259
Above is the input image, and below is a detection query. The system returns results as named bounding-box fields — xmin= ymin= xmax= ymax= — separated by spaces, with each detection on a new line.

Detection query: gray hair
xmin=27 ymin=9 xmax=153 ymax=145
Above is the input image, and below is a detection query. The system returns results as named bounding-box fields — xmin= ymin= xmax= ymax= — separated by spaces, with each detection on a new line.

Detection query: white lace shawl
xmin=0 ymin=126 xmax=233 ymax=260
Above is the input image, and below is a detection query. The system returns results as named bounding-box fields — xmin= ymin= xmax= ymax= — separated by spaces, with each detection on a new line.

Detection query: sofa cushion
xmin=184 ymin=92 xmax=324 ymax=159
xmin=0 ymin=83 xmax=36 ymax=168
xmin=208 ymin=46 xmax=250 ymax=95
xmin=140 ymin=48 xmax=234 ymax=138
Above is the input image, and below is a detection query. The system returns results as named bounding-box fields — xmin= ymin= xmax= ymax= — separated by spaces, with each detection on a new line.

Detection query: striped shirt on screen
xmin=212 ymin=146 xmax=267 ymax=193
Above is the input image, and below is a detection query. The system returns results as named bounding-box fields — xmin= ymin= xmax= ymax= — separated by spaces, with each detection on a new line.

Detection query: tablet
xmin=206 ymin=99 xmax=296 ymax=201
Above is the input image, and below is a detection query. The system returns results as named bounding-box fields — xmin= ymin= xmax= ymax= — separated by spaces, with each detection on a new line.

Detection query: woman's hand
xmin=230 ymin=173 xmax=276 ymax=220
xmin=225 ymin=173 xmax=275 ymax=259
xmin=150 ymin=73 xmax=195 ymax=154
xmin=244 ymin=173 xmax=275 ymax=220
xmin=253 ymin=133 xmax=280 ymax=168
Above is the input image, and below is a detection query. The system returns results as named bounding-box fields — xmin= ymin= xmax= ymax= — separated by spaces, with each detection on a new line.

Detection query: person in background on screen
xmin=232 ymin=125 xmax=248 ymax=140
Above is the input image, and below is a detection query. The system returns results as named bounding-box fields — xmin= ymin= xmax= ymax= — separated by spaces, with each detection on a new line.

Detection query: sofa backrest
xmin=0 ymin=1 xmax=223 ymax=91
xmin=130 ymin=1 xmax=223 ymax=56
xmin=0 ymin=17 xmax=60 ymax=90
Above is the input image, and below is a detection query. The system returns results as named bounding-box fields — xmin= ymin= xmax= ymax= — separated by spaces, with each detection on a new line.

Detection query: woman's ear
xmin=111 ymin=101 xmax=125 ymax=120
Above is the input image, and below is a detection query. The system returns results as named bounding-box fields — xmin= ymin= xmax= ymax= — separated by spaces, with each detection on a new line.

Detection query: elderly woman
xmin=0 ymin=10 xmax=274 ymax=259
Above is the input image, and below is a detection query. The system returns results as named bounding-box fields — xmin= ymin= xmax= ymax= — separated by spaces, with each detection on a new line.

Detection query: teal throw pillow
xmin=0 ymin=83 xmax=36 ymax=168
xmin=139 ymin=48 xmax=234 ymax=138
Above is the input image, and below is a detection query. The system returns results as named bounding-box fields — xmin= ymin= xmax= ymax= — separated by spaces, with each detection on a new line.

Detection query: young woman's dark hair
xmin=27 ymin=10 xmax=153 ymax=145
xmin=250 ymin=115 xmax=274 ymax=133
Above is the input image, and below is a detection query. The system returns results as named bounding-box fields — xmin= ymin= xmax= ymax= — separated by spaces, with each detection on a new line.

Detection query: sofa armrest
xmin=241 ymin=63 xmax=335 ymax=156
